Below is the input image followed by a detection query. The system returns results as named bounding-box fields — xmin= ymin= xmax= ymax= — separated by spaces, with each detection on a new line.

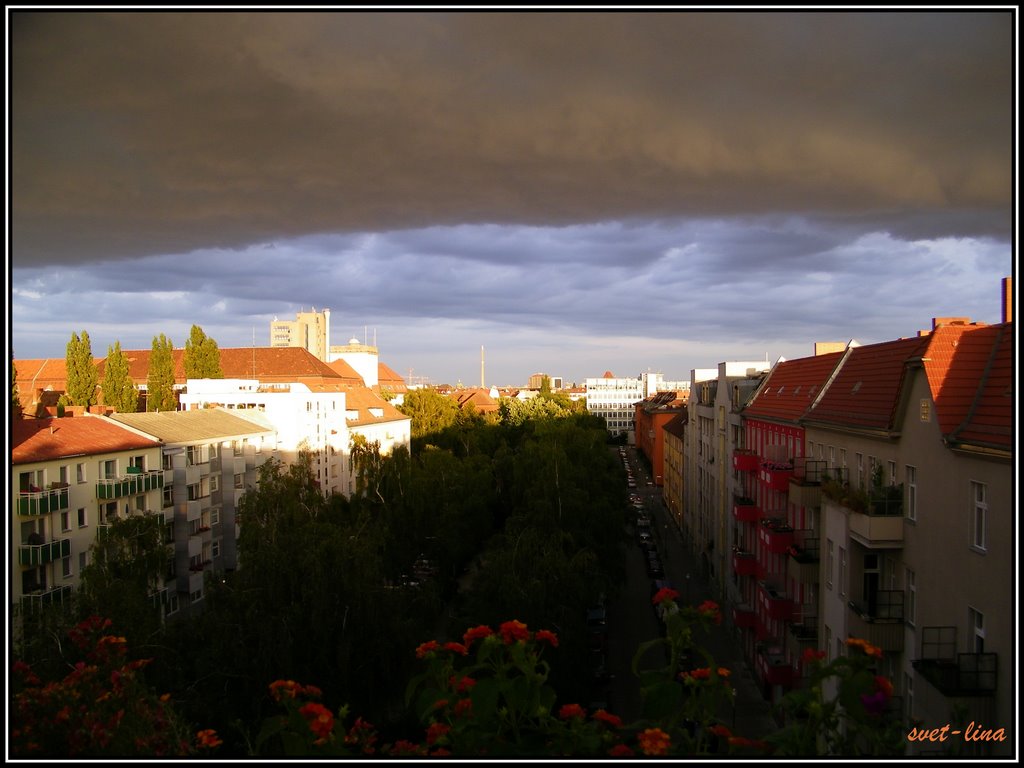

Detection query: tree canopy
xmin=65 ymin=330 xmax=98 ymax=406
xmin=102 ymin=341 xmax=139 ymax=413
xmin=146 ymin=334 xmax=177 ymax=412
xmin=183 ymin=325 xmax=224 ymax=379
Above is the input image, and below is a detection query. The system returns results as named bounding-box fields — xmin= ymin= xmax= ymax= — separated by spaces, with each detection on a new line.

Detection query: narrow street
xmin=604 ymin=444 xmax=776 ymax=738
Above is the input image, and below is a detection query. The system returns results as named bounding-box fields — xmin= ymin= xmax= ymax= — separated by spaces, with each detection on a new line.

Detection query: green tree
xmin=65 ymin=330 xmax=98 ymax=406
xmin=398 ymin=388 xmax=461 ymax=439
xmin=102 ymin=341 xmax=139 ymax=413
xmin=183 ymin=325 xmax=224 ymax=379
xmin=146 ymin=334 xmax=177 ymax=412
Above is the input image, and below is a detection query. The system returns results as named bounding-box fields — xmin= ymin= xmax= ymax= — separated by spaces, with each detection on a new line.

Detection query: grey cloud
xmin=11 ymin=11 xmax=1013 ymax=269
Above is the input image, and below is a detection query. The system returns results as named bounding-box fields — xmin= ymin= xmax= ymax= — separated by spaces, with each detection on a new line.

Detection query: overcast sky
xmin=8 ymin=10 xmax=1016 ymax=387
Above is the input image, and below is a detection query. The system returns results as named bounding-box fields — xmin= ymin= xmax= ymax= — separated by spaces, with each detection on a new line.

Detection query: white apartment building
xmin=584 ymin=373 xmax=646 ymax=439
xmin=107 ymin=409 xmax=278 ymax=612
xmin=270 ymin=307 xmax=332 ymax=362
xmin=179 ymin=378 xmax=411 ymax=498
xmin=12 ymin=414 xmax=167 ymax=629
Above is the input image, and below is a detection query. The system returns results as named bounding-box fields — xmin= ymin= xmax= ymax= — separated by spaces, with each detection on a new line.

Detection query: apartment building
xmin=12 ymin=414 xmax=166 ymax=630
xmin=270 ymin=307 xmax=331 ymax=362
xmin=634 ymin=390 xmax=687 ymax=487
xmin=584 ymin=372 xmax=646 ymax=439
xmin=806 ymin=321 xmax=1013 ymax=756
xmin=107 ymin=409 xmax=278 ymax=613
xmin=661 ymin=412 xmax=687 ymax=532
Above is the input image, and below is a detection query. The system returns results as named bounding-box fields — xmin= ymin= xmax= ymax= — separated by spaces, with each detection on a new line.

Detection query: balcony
xmin=20 ymin=584 xmax=74 ymax=612
xmin=847 ymin=590 xmax=905 ymax=652
xmin=96 ymin=470 xmax=164 ymax=500
xmin=732 ymin=449 xmax=759 ymax=472
xmin=756 ymin=640 xmax=793 ymax=687
xmin=759 ymin=460 xmax=794 ymax=492
xmin=732 ymin=497 xmax=761 ymax=523
xmin=18 ymin=537 xmax=71 ymax=566
xmin=786 ymin=609 xmax=819 ymax=658
xmin=849 ymin=510 xmax=904 ymax=549
xmin=757 ymin=581 xmax=794 ymax=622
xmin=732 ymin=551 xmax=758 ymax=577
xmin=913 ymin=626 xmax=997 ymax=696
xmin=732 ymin=604 xmax=757 ymax=629
xmin=788 ymin=458 xmax=826 ymax=507
xmin=786 ymin=530 xmax=820 ymax=584
xmin=17 ymin=486 xmax=70 ymax=516
xmin=759 ymin=517 xmax=795 ymax=554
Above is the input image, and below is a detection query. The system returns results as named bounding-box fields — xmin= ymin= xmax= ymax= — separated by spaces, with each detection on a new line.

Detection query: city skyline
xmin=9 ymin=11 xmax=1015 ymax=386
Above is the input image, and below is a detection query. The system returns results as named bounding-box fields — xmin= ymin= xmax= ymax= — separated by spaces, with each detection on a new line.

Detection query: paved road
xmin=605 ymin=445 xmax=776 ymax=739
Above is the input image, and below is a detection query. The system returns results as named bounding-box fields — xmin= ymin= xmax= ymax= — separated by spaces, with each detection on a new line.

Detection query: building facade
xmin=585 ymin=372 xmax=646 ymax=439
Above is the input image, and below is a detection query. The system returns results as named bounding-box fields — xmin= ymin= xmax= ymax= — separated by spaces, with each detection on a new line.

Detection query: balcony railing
xmin=848 ymin=509 xmax=904 ymax=549
xmin=757 ymin=581 xmax=794 ymax=622
xmin=20 ymin=584 xmax=74 ymax=612
xmin=733 ymin=497 xmax=761 ymax=523
xmin=96 ymin=471 xmax=164 ymax=500
xmin=756 ymin=640 xmax=793 ymax=687
xmin=913 ymin=626 xmax=997 ymax=696
xmin=759 ymin=460 xmax=794 ymax=492
xmin=759 ymin=517 xmax=795 ymax=554
xmin=17 ymin=486 xmax=70 ymax=516
xmin=732 ymin=604 xmax=757 ymax=629
xmin=786 ymin=530 xmax=820 ymax=583
xmin=732 ymin=449 xmax=759 ymax=472
xmin=732 ymin=551 xmax=758 ymax=577
xmin=848 ymin=590 xmax=906 ymax=652
xmin=18 ymin=538 xmax=71 ymax=566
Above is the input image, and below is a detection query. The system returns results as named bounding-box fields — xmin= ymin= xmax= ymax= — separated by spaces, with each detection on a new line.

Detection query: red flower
xmin=269 ymin=679 xmax=302 ymax=702
xmin=651 ymin=587 xmax=680 ymax=606
xmin=592 ymin=709 xmax=622 ymax=728
xmin=874 ymin=675 xmax=894 ymax=699
xmin=499 ymin=620 xmax=530 ymax=644
xmin=608 ymin=743 xmax=635 ymax=756
xmin=462 ymin=625 xmax=494 ymax=646
xmin=801 ymin=648 xmax=826 ymax=664
xmin=390 ymin=739 xmax=424 ymax=756
xmin=425 ymin=722 xmax=451 ymax=746
xmin=559 ymin=703 xmax=586 ymax=720
xmin=195 ymin=729 xmax=223 ymax=749
xmin=416 ymin=640 xmax=440 ymax=659
xmin=454 ymin=698 xmax=473 ymax=718
xmin=708 ymin=724 xmax=732 ymax=738
xmin=299 ymin=702 xmax=334 ymax=741
xmin=442 ymin=642 xmax=469 ymax=656
xmin=450 ymin=675 xmax=477 ymax=694
xmin=697 ymin=600 xmax=723 ymax=624
xmin=534 ymin=629 xmax=559 ymax=648
xmin=638 ymin=727 xmax=671 ymax=756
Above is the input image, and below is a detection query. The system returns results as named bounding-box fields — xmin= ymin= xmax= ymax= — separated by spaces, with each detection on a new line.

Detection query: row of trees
xmin=48 ymin=325 xmax=224 ymax=413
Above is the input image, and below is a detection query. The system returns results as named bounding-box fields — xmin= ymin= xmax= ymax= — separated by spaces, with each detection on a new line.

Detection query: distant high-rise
xmin=270 ymin=307 xmax=331 ymax=362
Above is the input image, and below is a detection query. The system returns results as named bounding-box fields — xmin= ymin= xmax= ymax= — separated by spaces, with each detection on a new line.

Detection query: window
xmin=59 ymin=465 xmax=70 ymax=485
xmin=165 ymin=593 xmax=179 ymax=616
xmin=163 ymin=485 xmax=174 ymax=509
xmin=904 ymin=673 xmax=914 ymax=722
xmin=887 ymin=460 xmax=897 ymax=486
xmin=825 ymin=625 xmax=833 ymax=662
xmin=135 ymin=494 xmax=146 ymax=511
xmin=234 ymin=474 xmax=244 ymax=490
xmin=840 ymin=449 xmax=847 ymax=470
xmin=829 ymin=446 xmax=836 ymax=469
xmin=62 ymin=555 xmax=72 ymax=579
xmin=77 ymin=508 xmax=88 ymax=528
xmin=61 ymin=511 xmax=71 ymax=532
xmin=906 ymin=568 xmax=916 ymax=625
xmin=856 ymin=454 xmax=864 ymax=489
xmin=209 ymin=474 xmax=219 ymax=493
xmin=968 ymin=607 xmax=985 ymax=652
xmin=839 ymin=547 xmax=847 ymax=596
xmin=76 ymin=462 xmax=86 ymax=483
xmin=826 ymin=539 xmax=835 ymax=589
xmin=212 ymin=539 xmax=221 ymax=559
xmin=190 ymin=589 xmax=204 ymax=604
xmin=906 ymin=466 xmax=917 ymax=521
xmin=971 ymin=481 xmax=987 ymax=551
xmin=210 ymin=507 xmax=220 ymax=525
xmin=101 ymin=459 xmax=116 ymax=479
xmin=79 ymin=551 xmax=88 ymax=572
xmin=162 ymin=452 xmax=174 ymax=470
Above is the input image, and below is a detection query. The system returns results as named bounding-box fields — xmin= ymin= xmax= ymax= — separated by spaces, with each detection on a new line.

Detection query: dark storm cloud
xmin=11 ymin=10 xmax=1013 ymax=269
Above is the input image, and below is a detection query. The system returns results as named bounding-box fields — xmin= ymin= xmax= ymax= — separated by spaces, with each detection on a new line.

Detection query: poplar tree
xmin=65 ymin=330 xmax=98 ymax=406
xmin=146 ymin=334 xmax=177 ymax=412
xmin=183 ymin=324 xmax=224 ymax=379
xmin=102 ymin=341 xmax=139 ymax=413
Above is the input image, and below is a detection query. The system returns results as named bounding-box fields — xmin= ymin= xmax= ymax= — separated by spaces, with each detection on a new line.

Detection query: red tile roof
xmin=449 ymin=389 xmax=500 ymax=413
xmin=924 ymin=323 xmax=1013 ymax=450
xmin=743 ymin=351 xmax=846 ymax=422
xmin=377 ymin=362 xmax=408 ymax=392
xmin=806 ymin=336 xmax=930 ymax=431
xmin=325 ymin=359 xmax=364 ymax=384
xmin=343 ymin=385 xmax=411 ymax=426
xmin=12 ymin=414 xmax=162 ymax=465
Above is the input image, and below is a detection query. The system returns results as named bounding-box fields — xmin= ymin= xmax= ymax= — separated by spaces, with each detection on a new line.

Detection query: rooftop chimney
xmin=1002 ymin=276 xmax=1012 ymax=323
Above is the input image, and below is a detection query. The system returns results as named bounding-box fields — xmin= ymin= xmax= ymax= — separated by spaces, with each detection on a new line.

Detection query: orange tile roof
xmin=807 ymin=336 xmax=930 ymax=431
xmin=377 ymin=362 xmax=407 ymax=391
xmin=449 ymin=389 xmax=500 ymax=413
xmin=324 ymin=359 xmax=364 ymax=384
xmin=12 ymin=415 xmax=162 ymax=465
xmin=343 ymin=385 xmax=410 ymax=425
xmin=743 ymin=351 xmax=846 ymax=422
xmin=924 ymin=323 xmax=1012 ymax=450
